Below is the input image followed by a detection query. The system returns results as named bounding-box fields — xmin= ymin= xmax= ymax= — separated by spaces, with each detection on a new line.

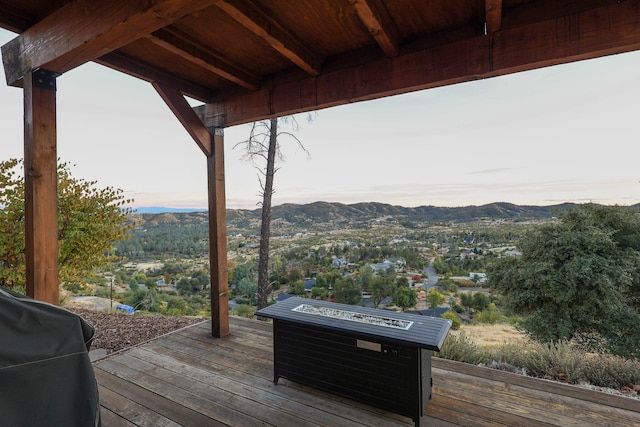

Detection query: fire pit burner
xmin=292 ymin=303 xmax=413 ymax=330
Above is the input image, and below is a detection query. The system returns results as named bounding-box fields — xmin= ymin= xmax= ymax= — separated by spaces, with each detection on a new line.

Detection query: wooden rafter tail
xmin=485 ymin=0 xmax=503 ymax=35
xmin=350 ymin=0 xmax=401 ymax=57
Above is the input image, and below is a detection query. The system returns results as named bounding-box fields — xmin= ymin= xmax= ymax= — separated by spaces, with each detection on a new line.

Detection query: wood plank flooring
xmin=94 ymin=316 xmax=640 ymax=426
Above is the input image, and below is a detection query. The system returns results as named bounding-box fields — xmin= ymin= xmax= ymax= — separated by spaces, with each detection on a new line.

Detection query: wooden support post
xmin=153 ymin=83 xmax=229 ymax=337
xmin=23 ymin=69 xmax=59 ymax=304
xmin=208 ymin=128 xmax=229 ymax=337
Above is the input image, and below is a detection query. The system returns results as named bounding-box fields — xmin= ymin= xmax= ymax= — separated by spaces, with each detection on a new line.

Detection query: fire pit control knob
xmin=382 ymin=345 xmax=399 ymax=356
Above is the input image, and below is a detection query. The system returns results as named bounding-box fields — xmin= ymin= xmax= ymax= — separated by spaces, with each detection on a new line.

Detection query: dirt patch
xmin=67 ymin=296 xmax=115 ymax=311
xmin=68 ymin=308 xmax=204 ymax=357
xmin=122 ymin=261 xmax=164 ymax=271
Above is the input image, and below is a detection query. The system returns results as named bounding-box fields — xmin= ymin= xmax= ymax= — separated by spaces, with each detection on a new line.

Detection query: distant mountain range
xmin=133 ymin=207 xmax=208 ymax=214
xmin=129 ymin=202 xmax=640 ymax=233
xmin=263 ymin=201 xmax=575 ymax=223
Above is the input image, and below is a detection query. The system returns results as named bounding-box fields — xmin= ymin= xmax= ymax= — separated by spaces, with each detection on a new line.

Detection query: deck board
xmin=94 ymin=316 xmax=640 ymax=427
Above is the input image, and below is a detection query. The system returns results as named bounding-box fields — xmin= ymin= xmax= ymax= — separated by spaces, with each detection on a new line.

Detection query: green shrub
xmin=475 ymin=303 xmax=504 ymax=324
xmin=581 ymin=353 xmax=640 ymax=390
xmin=437 ymin=330 xmax=640 ymax=390
xmin=494 ymin=340 xmax=582 ymax=383
xmin=93 ymin=285 xmax=112 ymax=299
xmin=235 ymin=304 xmax=256 ymax=318
xmin=437 ymin=332 xmax=490 ymax=365
xmin=63 ymin=282 xmax=84 ymax=294
xmin=492 ymin=339 xmax=640 ymax=389
xmin=441 ymin=311 xmax=461 ymax=330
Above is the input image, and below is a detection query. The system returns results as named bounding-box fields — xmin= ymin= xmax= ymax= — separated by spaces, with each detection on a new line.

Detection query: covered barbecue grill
xmin=0 ymin=287 xmax=101 ymax=427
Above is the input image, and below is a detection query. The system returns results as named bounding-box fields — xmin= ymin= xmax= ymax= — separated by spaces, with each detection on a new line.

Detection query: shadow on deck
xmin=94 ymin=316 xmax=640 ymax=426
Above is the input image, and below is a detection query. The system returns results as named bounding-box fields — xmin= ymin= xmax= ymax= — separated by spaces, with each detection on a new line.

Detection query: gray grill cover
xmin=0 ymin=287 xmax=101 ymax=427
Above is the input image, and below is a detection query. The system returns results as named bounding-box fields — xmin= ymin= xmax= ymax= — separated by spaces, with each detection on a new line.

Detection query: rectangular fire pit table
xmin=255 ymin=297 xmax=452 ymax=427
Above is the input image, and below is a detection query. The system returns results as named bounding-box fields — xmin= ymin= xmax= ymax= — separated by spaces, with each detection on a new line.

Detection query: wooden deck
xmin=94 ymin=316 xmax=640 ymax=427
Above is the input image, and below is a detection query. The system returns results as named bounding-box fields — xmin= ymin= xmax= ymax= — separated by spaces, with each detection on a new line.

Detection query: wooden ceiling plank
xmin=213 ymin=0 xmax=321 ymax=76
xmin=349 ymin=0 xmax=400 ymax=57
xmin=153 ymin=82 xmax=212 ymax=156
xmin=148 ymin=29 xmax=260 ymax=90
xmin=0 ymin=2 xmax=33 ymax=33
xmin=485 ymin=0 xmax=503 ymax=34
xmin=96 ymin=52 xmax=213 ymax=102
xmin=195 ymin=35 xmax=491 ymax=127
xmin=195 ymin=0 xmax=640 ymax=128
xmin=1 ymin=0 xmax=215 ymax=86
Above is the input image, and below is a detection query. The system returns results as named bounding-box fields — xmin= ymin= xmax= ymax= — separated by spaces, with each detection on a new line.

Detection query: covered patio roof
xmin=2 ymin=0 xmax=640 ymax=337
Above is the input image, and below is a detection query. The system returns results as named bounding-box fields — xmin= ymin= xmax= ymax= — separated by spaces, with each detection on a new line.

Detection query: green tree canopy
xmin=487 ymin=204 xmax=640 ymax=358
xmin=426 ymin=289 xmax=446 ymax=308
xmin=0 ymin=159 xmax=132 ymax=294
xmin=369 ymin=275 xmax=394 ymax=308
xmin=333 ymin=275 xmax=361 ymax=305
xmin=229 ymin=261 xmax=255 ymax=288
xmin=393 ymin=286 xmax=417 ymax=311
xmin=234 ymin=277 xmax=258 ymax=304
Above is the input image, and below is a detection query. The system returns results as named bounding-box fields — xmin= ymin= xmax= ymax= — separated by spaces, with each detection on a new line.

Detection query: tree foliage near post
xmin=0 ymin=159 xmax=132 ymax=293
xmin=487 ymin=204 xmax=640 ymax=358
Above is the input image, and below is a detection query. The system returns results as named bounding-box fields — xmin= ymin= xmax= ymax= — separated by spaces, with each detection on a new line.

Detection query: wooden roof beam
xmin=1 ymin=0 xmax=215 ymax=86
xmin=350 ymin=0 xmax=400 ymax=57
xmin=213 ymin=0 xmax=321 ymax=76
xmin=96 ymin=51 xmax=213 ymax=102
xmin=196 ymin=0 xmax=640 ymax=128
xmin=153 ymin=82 xmax=212 ymax=156
xmin=147 ymin=28 xmax=260 ymax=90
xmin=485 ymin=0 xmax=503 ymax=34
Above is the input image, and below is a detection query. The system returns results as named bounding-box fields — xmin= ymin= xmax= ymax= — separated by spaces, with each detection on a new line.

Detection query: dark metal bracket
xmin=31 ymin=68 xmax=58 ymax=91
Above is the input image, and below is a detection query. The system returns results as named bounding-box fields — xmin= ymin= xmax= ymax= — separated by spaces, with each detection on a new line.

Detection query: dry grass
xmin=452 ymin=323 xmax=527 ymax=348
xmin=441 ymin=323 xmax=640 ymax=397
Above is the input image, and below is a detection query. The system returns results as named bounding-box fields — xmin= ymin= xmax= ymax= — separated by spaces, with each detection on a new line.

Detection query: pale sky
xmin=1 ymin=27 xmax=639 ymax=210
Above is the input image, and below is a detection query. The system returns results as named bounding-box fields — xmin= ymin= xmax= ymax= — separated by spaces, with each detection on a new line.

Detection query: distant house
xmin=371 ymin=261 xmax=393 ymax=274
xmin=386 ymin=257 xmax=406 ymax=267
xmin=469 ymin=272 xmax=487 ymax=283
xmin=407 ymin=307 xmax=449 ymax=318
xmin=408 ymin=278 xmax=426 ymax=289
xmin=332 ymin=258 xmax=347 ymax=267
xmin=460 ymin=250 xmax=480 ymax=260
xmin=391 ymin=238 xmax=409 ymax=244
xmin=304 ymin=278 xmax=316 ymax=293
xmin=276 ymin=293 xmax=296 ymax=302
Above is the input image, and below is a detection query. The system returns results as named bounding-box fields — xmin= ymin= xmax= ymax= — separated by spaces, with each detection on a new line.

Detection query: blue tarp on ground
xmin=116 ymin=304 xmax=134 ymax=314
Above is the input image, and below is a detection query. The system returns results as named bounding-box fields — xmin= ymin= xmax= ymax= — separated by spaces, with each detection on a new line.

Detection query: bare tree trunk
xmin=257 ymin=118 xmax=277 ymax=310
